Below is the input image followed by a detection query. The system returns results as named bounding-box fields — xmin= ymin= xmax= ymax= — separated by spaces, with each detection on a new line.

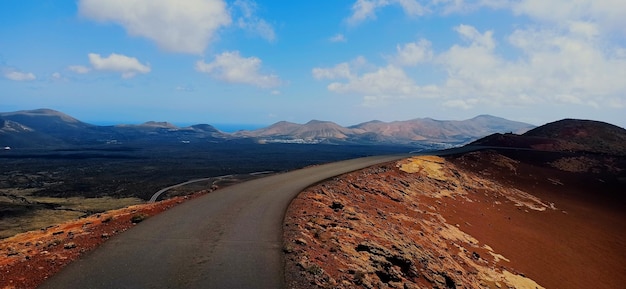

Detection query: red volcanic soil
xmin=283 ymin=151 xmax=625 ymax=289
xmin=446 ymin=151 xmax=625 ymax=289
xmin=0 ymin=192 xmax=208 ymax=289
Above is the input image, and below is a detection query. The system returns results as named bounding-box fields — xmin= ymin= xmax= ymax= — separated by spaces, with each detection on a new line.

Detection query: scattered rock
xmin=294 ymin=238 xmax=308 ymax=246
xmin=63 ymin=242 xmax=77 ymax=249
xmin=47 ymin=239 xmax=61 ymax=247
xmin=283 ymin=243 xmax=296 ymax=253
xmin=305 ymin=264 xmax=324 ymax=276
xmin=130 ymin=214 xmax=148 ymax=224
xmin=330 ymin=201 xmax=344 ymax=211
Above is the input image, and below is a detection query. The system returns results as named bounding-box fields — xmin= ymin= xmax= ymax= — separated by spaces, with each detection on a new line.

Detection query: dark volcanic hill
xmin=0 ymin=109 xmax=227 ymax=148
xmin=0 ymin=109 xmax=95 ymax=147
xmin=524 ymin=119 xmax=626 ymax=155
xmin=0 ymin=118 xmax=63 ymax=148
xmin=0 ymin=109 xmax=91 ymax=132
xmin=471 ymin=118 xmax=626 ymax=155
xmin=110 ymin=121 xmax=226 ymax=143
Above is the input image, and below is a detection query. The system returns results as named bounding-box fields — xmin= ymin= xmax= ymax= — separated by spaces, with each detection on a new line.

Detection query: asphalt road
xmin=39 ymin=154 xmax=412 ymax=289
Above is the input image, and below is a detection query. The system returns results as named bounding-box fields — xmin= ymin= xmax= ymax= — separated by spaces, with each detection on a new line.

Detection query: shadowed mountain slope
xmin=0 ymin=109 xmax=92 ymax=132
xmin=0 ymin=109 xmax=94 ymax=147
xmin=471 ymin=118 xmax=626 ymax=155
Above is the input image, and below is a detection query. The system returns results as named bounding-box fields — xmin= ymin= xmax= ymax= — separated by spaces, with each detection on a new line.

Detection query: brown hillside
xmin=232 ymin=115 xmax=534 ymax=144
xmin=291 ymin=120 xmax=351 ymax=139
xmin=233 ymin=121 xmax=302 ymax=137
xmin=349 ymin=115 xmax=534 ymax=143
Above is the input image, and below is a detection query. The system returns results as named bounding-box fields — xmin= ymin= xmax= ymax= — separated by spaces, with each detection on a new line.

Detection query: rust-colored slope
xmin=283 ymin=152 xmax=625 ymax=289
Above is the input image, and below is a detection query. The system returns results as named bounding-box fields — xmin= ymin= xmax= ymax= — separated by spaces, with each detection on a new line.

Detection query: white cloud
xmin=346 ymin=0 xmax=626 ymax=37
xmin=436 ymin=24 xmax=626 ymax=107
xmin=424 ymin=0 xmax=626 ymax=36
xmin=4 ymin=71 xmax=36 ymax=81
xmin=237 ymin=18 xmax=275 ymax=41
xmin=326 ymin=65 xmax=425 ymax=97
xmin=512 ymin=0 xmax=626 ymax=34
xmin=88 ymin=53 xmax=151 ymax=78
xmin=234 ymin=0 xmax=276 ymax=41
xmin=390 ymin=39 xmax=433 ymax=66
xmin=313 ymin=58 xmax=439 ymax=103
xmin=68 ymin=65 xmax=91 ymax=74
xmin=348 ymin=0 xmax=379 ymax=24
xmin=442 ymin=98 xmax=479 ymax=110
xmin=79 ymin=0 xmax=231 ymax=54
xmin=315 ymin=23 xmax=626 ymax=110
xmin=312 ymin=57 xmax=368 ymax=80
xmin=330 ymin=34 xmax=347 ymax=43
xmin=395 ymin=0 xmax=429 ymax=16
xmin=608 ymin=98 xmax=625 ymax=109
xmin=196 ymin=51 xmax=280 ymax=88
xmin=433 ymin=0 xmax=509 ymax=14
xmin=454 ymin=24 xmax=495 ymax=50
xmin=313 ymin=63 xmax=353 ymax=80
xmin=347 ymin=0 xmax=427 ymax=25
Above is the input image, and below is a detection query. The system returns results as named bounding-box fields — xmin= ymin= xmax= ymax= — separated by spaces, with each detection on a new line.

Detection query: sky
xmin=1 ymin=0 xmax=625 ymax=129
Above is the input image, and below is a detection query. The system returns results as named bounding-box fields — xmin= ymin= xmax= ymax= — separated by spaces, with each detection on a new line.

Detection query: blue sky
xmin=2 ymin=0 xmax=625 ymax=128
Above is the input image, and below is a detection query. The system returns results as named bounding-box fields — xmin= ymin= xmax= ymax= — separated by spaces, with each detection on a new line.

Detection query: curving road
xmin=148 ymin=171 xmax=275 ymax=203
xmin=148 ymin=177 xmax=221 ymax=203
xmin=39 ymin=154 xmax=412 ymax=289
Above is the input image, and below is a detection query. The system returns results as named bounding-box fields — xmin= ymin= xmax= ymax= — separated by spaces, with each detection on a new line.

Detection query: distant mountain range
xmin=0 ymin=108 xmax=535 ymax=149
